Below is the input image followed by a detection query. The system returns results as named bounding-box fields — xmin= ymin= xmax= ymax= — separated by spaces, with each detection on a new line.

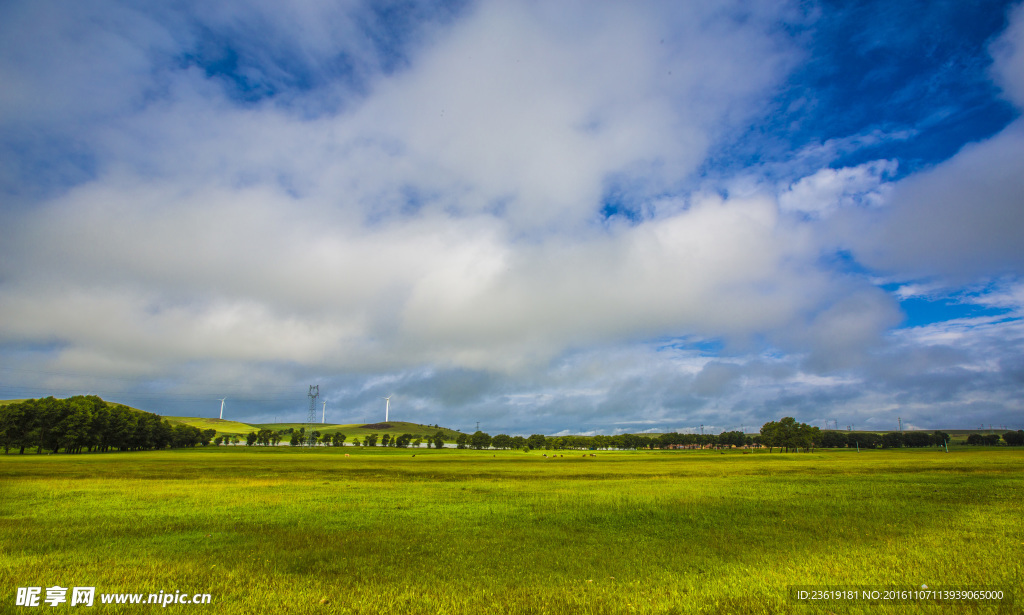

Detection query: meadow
xmin=1 ymin=447 xmax=1021 ymax=614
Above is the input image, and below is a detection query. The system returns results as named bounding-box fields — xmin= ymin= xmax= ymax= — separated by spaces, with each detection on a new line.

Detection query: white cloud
xmin=990 ymin=2 xmax=1024 ymax=107
xmin=1 ymin=0 xmax=822 ymax=378
xmin=779 ymin=159 xmax=896 ymax=217
xmin=2 ymin=0 xmax=1022 ymax=434
xmin=844 ymin=4 xmax=1024 ymax=280
xmin=846 ymin=120 xmax=1024 ymax=278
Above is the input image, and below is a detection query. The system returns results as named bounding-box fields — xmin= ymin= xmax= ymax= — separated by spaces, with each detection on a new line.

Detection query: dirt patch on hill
xmin=360 ymin=423 xmax=393 ymax=429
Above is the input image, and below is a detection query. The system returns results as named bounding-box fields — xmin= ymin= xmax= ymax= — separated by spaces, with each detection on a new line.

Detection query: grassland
xmin=1 ymin=448 xmax=1021 ymax=614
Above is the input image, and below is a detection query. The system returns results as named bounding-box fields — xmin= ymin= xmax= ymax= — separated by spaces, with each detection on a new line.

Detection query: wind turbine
xmin=381 ymin=396 xmax=392 ymax=422
xmin=218 ymin=398 xmax=226 ymax=420
xmin=322 ymin=400 xmax=326 ymax=424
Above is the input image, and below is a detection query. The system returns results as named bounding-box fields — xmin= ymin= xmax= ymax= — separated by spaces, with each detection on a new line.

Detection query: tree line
xmin=967 ymin=431 xmax=1023 ymax=446
xmin=0 ymin=396 xmax=216 ymax=454
xmin=5 ymin=397 xmax=1020 ymax=455
xmin=441 ymin=430 xmax=753 ymax=451
xmin=253 ymin=428 xmax=451 ymax=448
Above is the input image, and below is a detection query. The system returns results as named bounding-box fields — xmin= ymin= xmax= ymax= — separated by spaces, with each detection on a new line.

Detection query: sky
xmin=1 ymin=0 xmax=1022 ymax=435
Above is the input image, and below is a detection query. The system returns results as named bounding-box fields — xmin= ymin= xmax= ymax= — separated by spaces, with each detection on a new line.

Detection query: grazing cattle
xmin=590 ymin=453 xmax=596 ymax=457
xmin=412 ymin=454 xmax=416 ymax=457
xmin=344 ymin=454 xmax=350 ymax=458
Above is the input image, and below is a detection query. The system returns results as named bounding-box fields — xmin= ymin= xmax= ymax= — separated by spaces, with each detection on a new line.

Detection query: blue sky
xmin=1 ymin=0 xmax=1022 ymax=435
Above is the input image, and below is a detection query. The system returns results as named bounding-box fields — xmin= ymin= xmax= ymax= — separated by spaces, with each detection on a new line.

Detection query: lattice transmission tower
xmin=306 ymin=385 xmax=319 ymax=446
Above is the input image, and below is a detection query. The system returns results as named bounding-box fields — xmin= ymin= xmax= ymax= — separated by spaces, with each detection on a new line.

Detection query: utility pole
xmin=306 ymin=385 xmax=319 ymax=446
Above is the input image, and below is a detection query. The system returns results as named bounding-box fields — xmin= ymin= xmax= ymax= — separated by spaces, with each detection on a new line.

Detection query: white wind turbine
xmin=322 ymin=400 xmax=326 ymax=424
xmin=380 ymin=396 xmax=392 ymax=422
xmin=218 ymin=398 xmax=226 ymax=420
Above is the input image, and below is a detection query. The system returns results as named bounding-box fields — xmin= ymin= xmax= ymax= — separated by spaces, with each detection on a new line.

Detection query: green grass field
xmin=2 ymin=448 xmax=1021 ymax=614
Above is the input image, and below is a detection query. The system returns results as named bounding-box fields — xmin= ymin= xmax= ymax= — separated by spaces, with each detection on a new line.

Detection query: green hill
xmin=250 ymin=421 xmax=464 ymax=440
xmin=0 ymin=398 xmax=465 ymax=440
xmin=159 ymin=417 xmax=464 ymax=440
xmin=161 ymin=416 xmax=260 ymax=435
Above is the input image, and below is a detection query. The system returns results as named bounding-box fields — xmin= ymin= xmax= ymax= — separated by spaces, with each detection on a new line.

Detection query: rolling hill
xmin=161 ymin=416 xmax=260 ymax=435
xmin=0 ymin=398 xmax=465 ymax=440
xmin=163 ymin=417 xmax=464 ymax=440
xmin=248 ymin=420 xmax=464 ymax=440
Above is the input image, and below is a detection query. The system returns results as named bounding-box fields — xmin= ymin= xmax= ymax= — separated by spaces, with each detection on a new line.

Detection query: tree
xmin=526 ymin=434 xmax=546 ymax=450
xmin=0 ymin=401 xmax=34 ymax=454
xmin=718 ymin=431 xmax=745 ymax=448
xmin=59 ymin=397 xmax=94 ymax=454
xmin=1002 ymin=430 xmax=1024 ymax=446
xmin=152 ymin=419 xmax=173 ymax=450
xmin=35 ymin=397 xmax=66 ymax=453
xmin=903 ymin=431 xmax=932 ymax=448
xmin=0 ymin=397 xmax=197 ymax=454
xmin=819 ymin=431 xmax=848 ymax=448
xmin=760 ymin=421 xmax=781 ymax=452
xmin=381 ymin=433 xmax=391 ymax=447
xmin=456 ymin=434 xmax=468 ymax=449
xmin=491 ymin=434 xmax=512 ymax=450
xmin=759 ymin=417 xmax=819 ymax=452
xmin=365 ymin=434 xmax=379 ymax=447
xmin=249 ymin=432 xmax=260 ymax=446
xmin=881 ymin=432 xmax=904 ymax=449
xmin=470 ymin=431 xmax=492 ymax=450
xmin=432 ymin=432 xmax=446 ymax=449
xmin=851 ymin=432 xmax=881 ymax=449
xmin=413 ymin=437 xmax=423 ymax=448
